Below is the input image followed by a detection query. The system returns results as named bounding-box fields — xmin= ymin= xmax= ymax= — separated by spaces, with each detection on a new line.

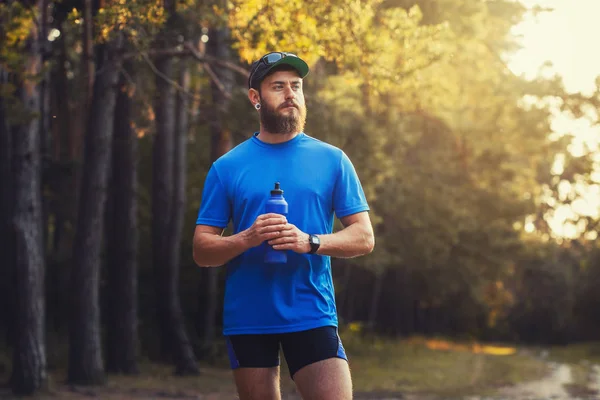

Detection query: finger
xmin=269 ymin=236 xmax=297 ymax=245
xmin=273 ymin=230 xmax=294 ymax=239
xmin=268 ymin=238 xmax=285 ymax=245
xmin=258 ymin=218 xmax=287 ymax=228
xmin=272 ymin=242 xmax=298 ymax=250
xmin=258 ymin=224 xmax=288 ymax=234
xmin=258 ymin=213 xmax=287 ymax=223
xmin=263 ymin=232 xmax=282 ymax=242
xmin=265 ymin=224 xmax=293 ymax=235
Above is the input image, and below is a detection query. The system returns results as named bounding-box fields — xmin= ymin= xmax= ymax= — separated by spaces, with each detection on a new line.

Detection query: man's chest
xmin=228 ymin=156 xmax=336 ymax=220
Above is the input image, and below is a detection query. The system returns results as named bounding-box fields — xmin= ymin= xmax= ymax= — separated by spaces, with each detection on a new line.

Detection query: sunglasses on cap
xmin=260 ymin=52 xmax=299 ymax=64
xmin=248 ymin=52 xmax=305 ymax=89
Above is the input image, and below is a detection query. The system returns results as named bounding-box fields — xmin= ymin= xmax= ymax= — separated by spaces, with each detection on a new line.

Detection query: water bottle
xmin=264 ymin=182 xmax=288 ymax=264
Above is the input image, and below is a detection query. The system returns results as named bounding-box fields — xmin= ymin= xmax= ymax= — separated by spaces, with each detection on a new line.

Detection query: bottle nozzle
xmin=271 ymin=182 xmax=283 ymax=195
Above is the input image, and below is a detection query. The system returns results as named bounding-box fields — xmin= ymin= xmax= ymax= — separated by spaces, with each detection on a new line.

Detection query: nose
xmin=284 ymin=85 xmax=296 ymax=100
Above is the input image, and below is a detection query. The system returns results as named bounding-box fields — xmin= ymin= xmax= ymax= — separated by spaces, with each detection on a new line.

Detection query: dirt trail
xmin=497 ymin=362 xmax=573 ymax=399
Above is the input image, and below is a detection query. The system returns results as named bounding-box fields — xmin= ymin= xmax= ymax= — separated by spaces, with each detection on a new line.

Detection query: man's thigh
xmin=293 ymin=358 xmax=352 ymax=400
xmin=280 ymin=326 xmax=352 ymax=399
xmin=233 ymin=367 xmax=282 ymax=400
xmin=226 ymin=333 xmax=282 ymax=400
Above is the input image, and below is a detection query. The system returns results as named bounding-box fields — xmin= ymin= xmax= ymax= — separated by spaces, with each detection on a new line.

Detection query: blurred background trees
xmin=1 ymin=0 xmax=599 ymax=395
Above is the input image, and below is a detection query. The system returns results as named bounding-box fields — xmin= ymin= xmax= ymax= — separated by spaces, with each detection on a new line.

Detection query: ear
xmin=248 ymin=88 xmax=260 ymax=106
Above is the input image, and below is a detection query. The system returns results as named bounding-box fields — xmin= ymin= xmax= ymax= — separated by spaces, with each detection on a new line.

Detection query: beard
xmin=259 ymin=96 xmax=307 ymax=135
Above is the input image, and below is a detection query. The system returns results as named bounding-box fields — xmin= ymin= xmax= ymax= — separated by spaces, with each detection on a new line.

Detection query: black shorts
xmin=225 ymin=325 xmax=348 ymax=379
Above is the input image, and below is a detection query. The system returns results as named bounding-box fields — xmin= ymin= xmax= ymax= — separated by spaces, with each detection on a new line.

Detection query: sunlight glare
xmin=508 ymin=0 xmax=600 ymax=239
xmin=508 ymin=0 xmax=600 ymax=96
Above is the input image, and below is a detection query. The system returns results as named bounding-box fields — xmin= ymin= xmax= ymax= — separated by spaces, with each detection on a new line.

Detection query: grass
xmin=548 ymin=342 xmax=600 ymax=365
xmin=340 ymin=331 xmax=549 ymax=398
xmin=0 ymin=333 xmax=554 ymax=399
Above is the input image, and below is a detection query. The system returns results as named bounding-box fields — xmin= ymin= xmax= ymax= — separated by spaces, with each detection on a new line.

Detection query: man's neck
xmin=256 ymin=128 xmax=300 ymax=144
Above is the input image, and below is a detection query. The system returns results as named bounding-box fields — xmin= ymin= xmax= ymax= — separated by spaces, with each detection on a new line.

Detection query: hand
xmin=268 ymin=223 xmax=311 ymax=254
xmin=242 ymin=213 xmax=288 ymax=248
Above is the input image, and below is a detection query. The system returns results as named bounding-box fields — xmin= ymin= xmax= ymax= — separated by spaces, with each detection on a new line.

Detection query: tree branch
xmin=139 ymin=52 xmax=201 ymax=102
xmin=184 ymin=42 xmax=249 ymax=77
xmin=122 ymin=42 xmax=249 ymax=78
xmin=202 ymin=63 xmax=231 ymax=101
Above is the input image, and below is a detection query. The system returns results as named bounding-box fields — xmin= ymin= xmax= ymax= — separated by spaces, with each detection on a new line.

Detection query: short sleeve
xmin=333 ymin=151 xmax=370 ymax=219
xmin=196 ymin=164 xmax=231 ymax=228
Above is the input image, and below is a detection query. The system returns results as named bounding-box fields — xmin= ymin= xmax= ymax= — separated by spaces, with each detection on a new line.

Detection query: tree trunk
xmin=201 ymin=25 xmax=234 ymax=356
xmin=153 ymin=53 xmax=174 ymax=363
xmin=170 ymin=62 xmax=198 ymax=374
xmin=47 ymin=25 xmax=77 ymax=334
xmin=367 ymin=270 xmax=385 ymax=332
xmin=152 ymin=16 xmax=198 ymax=372
xmin=0 ymin=67 xmax=15 ymax=348
xmin=79 ymin=0 xmax=94 ymax=156
xmin=345 ymin=268 xmax=356 ymax=322
xmin=337 ymin=266 xmax=353 ymax=320
xmin=49 ymin=30 xmax=76 ymax=259
xmin=105 ymin=61 xmax=139 ymax=374
xmin=39 ymin=0 xmax=51 ymax=253
xmin=68 ymin=36 xmax=123 ymax=385
xmin=10 ymin=1 xmax=48 ymax=392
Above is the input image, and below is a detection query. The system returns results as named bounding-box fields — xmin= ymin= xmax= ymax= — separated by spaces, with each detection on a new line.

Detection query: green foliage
xmin=0 ymin=1 xmax=45 ymax=126
xmin=0 ymin=1 xmax=35 ymax=63
xmin=92 ymin=0 xmax=166 ymax=44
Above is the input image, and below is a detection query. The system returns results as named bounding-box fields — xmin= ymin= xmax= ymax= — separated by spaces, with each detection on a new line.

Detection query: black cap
xmin=248 ymin=52 xmax=310 ymax=90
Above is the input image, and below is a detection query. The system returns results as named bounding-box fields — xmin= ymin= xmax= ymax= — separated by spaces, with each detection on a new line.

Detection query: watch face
xmin=310 ymin=235 xmax=319 ymax=245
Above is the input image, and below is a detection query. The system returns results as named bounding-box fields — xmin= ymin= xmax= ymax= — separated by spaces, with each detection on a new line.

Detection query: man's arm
xmin=316 ymin=211 xmax=374 ymax=258
xmin=193 ymin=213 xmax=288 ymax=267
xmin=193 ymin=225 xmax=246 ymax=267
xmin=269 ymin=211 xmax=374 ymax=258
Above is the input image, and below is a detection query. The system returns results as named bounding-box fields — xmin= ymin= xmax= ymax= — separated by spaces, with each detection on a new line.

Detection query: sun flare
xmin=508 ymin=0 xmax=600 ymax=239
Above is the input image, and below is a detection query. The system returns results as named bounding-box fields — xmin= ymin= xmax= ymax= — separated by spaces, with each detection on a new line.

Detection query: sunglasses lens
xmin=264 ymin=53 xmax=284 ymax=64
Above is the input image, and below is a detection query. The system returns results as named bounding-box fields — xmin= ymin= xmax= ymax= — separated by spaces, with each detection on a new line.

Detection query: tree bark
xmin=49 ymin=30 xmax=76 ymax=258
xmin=10 ymin=0 xmax=48 ymax=392
xmin=201 ymin=25 xmax=234 ymax=356
xmin=39 ymin=0 xmax=51 ymax=253
xmin=46 ymin=25 xmax=78 ymax=334
xmin=79 ymin=0 xmax=95 ymax=156
xmin=105 ymin=61 xmax=139 ymax=375
xmin=337 ymin=266 xmax=353 ymax=319
xmin=367 ymin=270 xmax=385 ymax=332
xmin=0 ymin=67 xmax=15 ymax=348
xmin=171 ymin=62 xmax=198 ymax=374
xmin=152 ymin=3 xmax=198 ymax=372
xmin=153 ymin=53 xmax=175 ymax=362
xmin=68 ymin=36 xmax=123 ymax=385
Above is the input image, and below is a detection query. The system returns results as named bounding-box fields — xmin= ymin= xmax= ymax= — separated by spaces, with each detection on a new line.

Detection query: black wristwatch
xmin=308 ymin=234 xmax=321 ymax=254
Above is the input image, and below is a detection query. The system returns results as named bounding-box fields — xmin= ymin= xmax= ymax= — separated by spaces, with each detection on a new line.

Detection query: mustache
xmin=278 ymin=101 xmax=299 ymax=110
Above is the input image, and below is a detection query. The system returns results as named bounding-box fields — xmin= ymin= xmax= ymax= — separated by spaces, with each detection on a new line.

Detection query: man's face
xmin=258 ymin=70 xmax=307 ymax=135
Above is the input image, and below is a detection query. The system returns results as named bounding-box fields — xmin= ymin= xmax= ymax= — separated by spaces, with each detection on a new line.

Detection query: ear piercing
xmin=255 ymin=103 xmax=261 ymax=110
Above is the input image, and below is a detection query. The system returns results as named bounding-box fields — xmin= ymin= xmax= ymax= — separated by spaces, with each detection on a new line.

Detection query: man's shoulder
xmin=302 ymin=134 xmax=344 ymax=155
xmin=213 ymin=136 xmax=255 ymax=167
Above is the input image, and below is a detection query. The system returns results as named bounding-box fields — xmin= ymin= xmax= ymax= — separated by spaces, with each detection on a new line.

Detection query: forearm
xmin=316 ymin=222 xmax=374 ymax=259
xmin=193 ymin=230 xmax=250 ymax=267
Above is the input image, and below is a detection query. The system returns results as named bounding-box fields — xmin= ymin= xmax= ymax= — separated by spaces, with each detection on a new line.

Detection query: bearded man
xmin=193 ymin=52 xmax=375 ymax=400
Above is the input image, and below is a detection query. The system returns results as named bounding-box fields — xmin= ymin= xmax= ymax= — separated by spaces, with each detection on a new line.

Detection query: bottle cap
xmin=271 ymin=182 xmax=283 ymax=195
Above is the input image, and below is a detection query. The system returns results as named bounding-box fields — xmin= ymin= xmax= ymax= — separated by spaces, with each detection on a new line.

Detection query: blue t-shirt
xmin=196 ymin=132 xmax=369 ymax=335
